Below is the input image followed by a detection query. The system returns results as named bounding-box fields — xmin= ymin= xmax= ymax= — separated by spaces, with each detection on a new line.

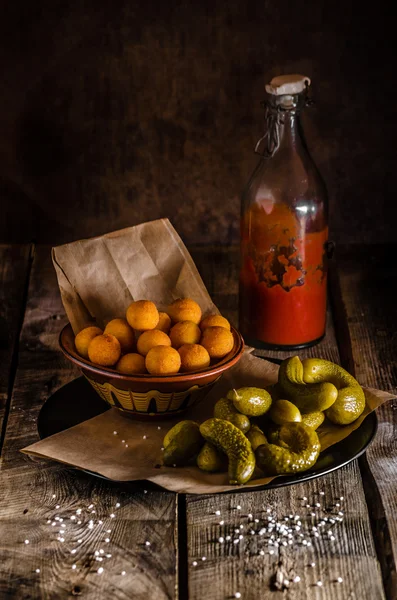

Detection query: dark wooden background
xmin=0 ymin=0 xmax=395 ymax=246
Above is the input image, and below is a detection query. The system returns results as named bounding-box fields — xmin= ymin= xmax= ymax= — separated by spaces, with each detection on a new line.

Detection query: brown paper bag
xmin=52 ymin=218 xmax=218 ymax=334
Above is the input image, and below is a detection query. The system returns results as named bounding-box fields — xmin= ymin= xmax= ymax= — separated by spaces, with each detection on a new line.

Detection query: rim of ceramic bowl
xmin=59 ymin=323 xmax=245 ymax=384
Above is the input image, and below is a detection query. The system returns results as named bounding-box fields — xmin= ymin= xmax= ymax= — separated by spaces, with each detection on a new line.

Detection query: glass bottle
xmin=239 ymin=75 xmax=330 ymax=349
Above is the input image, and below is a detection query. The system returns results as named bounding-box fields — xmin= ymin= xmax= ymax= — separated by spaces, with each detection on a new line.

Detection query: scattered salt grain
xmin=97 ymin=567 xmax=104 ymax=574
xmin=110 ymin=513 xmax=115 ymax=518
xmin=143 ymin=435 xmax=147 ymax=439
xmin=35 ymin=569 xmax=40 ymax=573
xmin=235 ymin=593 xmax=241 ymax=599
xmin=236 ymin=505 xmax=242 ymax=510
xmin=105 ymin=538 xmax=110 ymax=543
xmin=113 ymin=431 xmax=118 ymax=435
xmin=72 ymin=565 xmax=76 ymax=570
xmin=145 ymin=541 xmax=150 ymax=546
xmin=55 ymin=505 xmax=60 ymax=509
xmin=192 ymin=561 xmax=197 ymax=566
xmin=293 ymin=576 xmax=301 ymax=583
xmin=337 ymin=577 xmax=343 ymax=583
xmin=202 ymin=556 xmax=206 ymax=561
xmin=121 ymin=570 xmax=126 ymax=575
xmin=219 ymin=537 xmax=224 ymax=543
xmin=317 ymin=581 xmax=323 ymax=587
xmin=24 ymin=540 xmax=29 ymax=544
xmin=215 ymin=510 xmax=221 ymax=516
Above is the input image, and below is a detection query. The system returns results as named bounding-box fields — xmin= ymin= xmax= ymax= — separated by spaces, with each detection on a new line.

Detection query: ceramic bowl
xmin=59 ymin=323 xmax=244 ymax=420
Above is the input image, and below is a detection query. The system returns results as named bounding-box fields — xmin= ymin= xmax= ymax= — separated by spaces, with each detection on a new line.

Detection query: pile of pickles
xmin=162 ymin=356 xmax=366 ymax=485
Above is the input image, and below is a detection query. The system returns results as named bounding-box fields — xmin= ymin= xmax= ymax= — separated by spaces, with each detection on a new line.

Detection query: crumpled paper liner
xmin=22 ymin=352 xmax=394 ymax=494
xmin=52 ymin=218 xmax=218 ymax=335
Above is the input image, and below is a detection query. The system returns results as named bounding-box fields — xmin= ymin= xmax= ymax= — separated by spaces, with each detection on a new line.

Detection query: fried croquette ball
xmin=88 ymin=334 xmax=121 ymax=366
xmin=167 ymin=298 xmax=202 ymax=325
xmin=200 ymin=314 xmax=231 ymax=332
xmin=178 ymin=343 xmax=211 ymax=372
xmin=116 ymin=353 xmax=146 ymax=375
xmin=170 ymin=320 xmax=201 ymax=349
xmin=200 ymin=326 xmax=234 ymax=359
xmin=104 ymin=318 xmax=135 ymax=353
xmin=137 ymin=330 xmax=172 ymax=356
xmin=75 ymin=326 xmax=103 ymax=359
xmin=156 ymin=311 xmax=172 ymax=333
xmin=145 ymin=346 xmax=181 ymax=375
xmin=126 ymin=300 xmax=159 ymax=331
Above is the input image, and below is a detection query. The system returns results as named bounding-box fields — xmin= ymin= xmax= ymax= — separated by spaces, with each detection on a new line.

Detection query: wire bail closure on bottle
xmin=254 ymin=105 xmax=284 ymax=158
xmin=255 ymin=81 xmax=313 ymax=158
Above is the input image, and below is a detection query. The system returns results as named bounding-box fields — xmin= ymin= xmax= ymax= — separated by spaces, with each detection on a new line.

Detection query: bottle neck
xmin=260 ymin=92 xmax=307 ymax=158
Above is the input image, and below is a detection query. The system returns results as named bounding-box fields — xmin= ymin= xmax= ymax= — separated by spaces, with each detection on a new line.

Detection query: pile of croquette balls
xmin=74 ymin=298 xmax=234 ymax=375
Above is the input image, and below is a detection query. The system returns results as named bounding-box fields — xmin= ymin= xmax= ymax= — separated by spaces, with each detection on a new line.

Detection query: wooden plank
xmin=333 ymin=244 xmax=397 ymax=600
xmin=0 ymin=244 xmax=32 ymax=447
xmin=0 ymin=246 xmax=177 ymax=599
xmin=186 ymin=246 xmax=385 ymax=600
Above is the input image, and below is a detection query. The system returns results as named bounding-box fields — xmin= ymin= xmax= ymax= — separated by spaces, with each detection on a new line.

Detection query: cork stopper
xmin=265 ymin=74 xmax=311 ymax=96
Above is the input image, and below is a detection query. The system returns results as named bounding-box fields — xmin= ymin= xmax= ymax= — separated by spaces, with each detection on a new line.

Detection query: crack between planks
xmin=0 ymin=243 xmax=35 ymax=457
xmin=328 ymin=259 xmax=396 ymax=600
xmin=176 ymin=493 xmax=189 ymax=600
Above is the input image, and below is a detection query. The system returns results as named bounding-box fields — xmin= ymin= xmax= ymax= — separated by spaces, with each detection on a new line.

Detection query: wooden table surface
xmin=0 ymin=243 xmax=396 ymax=600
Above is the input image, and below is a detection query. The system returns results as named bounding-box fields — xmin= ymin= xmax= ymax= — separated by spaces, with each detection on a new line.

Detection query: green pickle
xmin=269 ymin=399 xmax=302 ymax=425
xmin=227 ymin=386 xmax=272 ymax=417
xmin=200 ymin=418 xmax=256 ymax=485
xmin=163 ymin=420 xmax=204 ymax=466
xmin=213 ymin=397 xmax=251 ymax=433
xmin=256 ymin=422 xmax=321 ymax=475
xmin=301 ymin=411 xmax=325 ymax=430
xmin=197 ymin=442 xmax=226 ymax=472
xmin=278 ymin=356 xmax=338 ymax=413
xmin=246 ymin=424 xmax=267 ymax=451
xmin=302 ymin=358 xmax=366 ymax=425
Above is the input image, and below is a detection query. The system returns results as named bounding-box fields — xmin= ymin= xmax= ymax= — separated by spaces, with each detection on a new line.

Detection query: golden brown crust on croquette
xmin=126 ymin=300 xmax=159 ymax=331
xmin=178 ymin=343 xmax=210 ymax=372
xmin=156 ymin=312 xmax=172 ymax=333
xmin=75 ymin=326 xmax=103 ymax=359
xmin=167 ymin=298 xmax=202 ymax=325
xmin=200 ymin=314 xmax=231 ymax=331
xmin=200 ymin=326 xmax=234 ymax=359
xmin=116 ymin=353 xmax=146 ymax=374
xmin=88 ymin=334 xmax=121 ymax=366
xmin=145 ymin=345 xmax=181 ymax=375
xmin=169 ymin=320 xmax=201 ymax=349
xmin=136 ymin=330 xmax=172 ymax=356
xmin=104 ymin=318 xmax=135 ymax=353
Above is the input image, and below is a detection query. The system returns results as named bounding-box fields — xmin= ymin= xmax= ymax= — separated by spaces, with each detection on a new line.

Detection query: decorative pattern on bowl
xmin=86 ymin=375 xmax=219 ymax=415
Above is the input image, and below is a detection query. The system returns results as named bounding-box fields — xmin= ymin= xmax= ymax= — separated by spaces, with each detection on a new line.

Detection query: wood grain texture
xmin=0 ymin=244 xmax=32 ymax=441
xmin=0 ymin=2 xmax=396 ymax=246
xmin=186 ymin=246 xmax=385 ymax=599
xmin=334 ymin=244 xmax=397 ymax=600
xmin=0 ymin=246 xmax=177 ymax=599
xmin=187 ymin=465 xmax=383 ymax=600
